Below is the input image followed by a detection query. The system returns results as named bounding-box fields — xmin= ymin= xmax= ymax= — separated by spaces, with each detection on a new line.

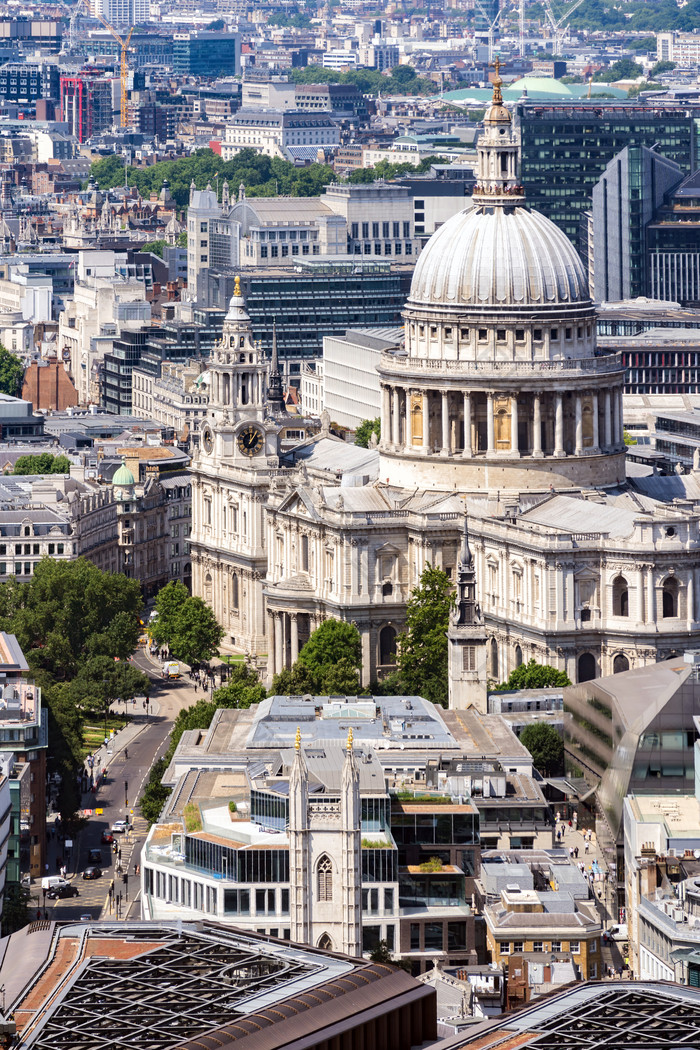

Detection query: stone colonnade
xmin=380 ymin=384 xmax=625 ymax=457
xmin=267 ymin=609 xmax=320 ymax=677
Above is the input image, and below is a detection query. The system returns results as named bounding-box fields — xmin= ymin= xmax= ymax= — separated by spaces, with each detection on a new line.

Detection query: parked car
xmin=80 ymin=913 xmax=92 ymax=921
xmin=609 ymin=923 xmax=629 ymax=942
xmin=111 ymin=820 xmax=128 ymax=834
xmin=87 ymin=849 xmax=102 ymax=864
xmin=47 ymin=884 xmax=79 ymax=900
xmin=82 ymin=866 xmax=102 ymax=880
xmin=101 ymin=831 xmax=114 ymax=844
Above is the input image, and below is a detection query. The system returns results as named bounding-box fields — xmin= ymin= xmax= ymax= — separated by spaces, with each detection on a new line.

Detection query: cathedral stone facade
xmin=190 ymin=71 xmax=700 ymax=693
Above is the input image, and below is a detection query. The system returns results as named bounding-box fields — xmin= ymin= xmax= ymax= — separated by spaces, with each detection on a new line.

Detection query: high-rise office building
xmin=172 ymin=31 xmax=240 ymax=77
xmin=591 ymin=146 xmax=682 ymax=303
xmin=93 ymin=0 xmax=149 ymax=27
xmin=515 ymin=100 xmax=697 ymax=252
xmin=60 ymin=71 xmax=113 ymax=143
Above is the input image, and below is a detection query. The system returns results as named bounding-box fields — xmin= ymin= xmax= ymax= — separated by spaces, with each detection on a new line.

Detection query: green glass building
xmin=172 ymin=31 xmax=240 ymax=78
xmin=515 ymin=100 xmax=698 ymax=252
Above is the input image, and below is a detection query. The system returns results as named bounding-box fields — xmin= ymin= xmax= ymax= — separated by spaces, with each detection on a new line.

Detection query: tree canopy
xmin=520 ymin=722 xmax=565 ymax=777
xmin=393 ymin=565 xmax=453 ymax=708
xmin=12 ymin=453 xmax=71 ymax=476
xmin=141 ymin=239 xmax=167 ymax=258
xmin=354 ymin=418 xmax=380 ymax=448
xmin=272 ymin=618 xmax=362 ymax=695
xmin=347 ymin=155 xmax=448 ymax=183
xmin=151 ymin=581 xmax=224 ymax=666
xmin=0 ymin=558 xmax=144 ymax=819
xmin=91 ymin=148 xmax=337 ymax=209
xmin=496 ymin=659 xmax=571 ymax=691
xmin=289 ymin=64 xmax=439 ymax=97
xmin=0 ymin=344 xmax=24 ymax=397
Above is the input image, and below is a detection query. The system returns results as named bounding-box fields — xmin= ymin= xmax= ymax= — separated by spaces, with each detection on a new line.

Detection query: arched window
xmin=514 ymin=644 xmax=523 ymax=668
xmin=489 ymin=637 xmax=499 ymax=680
xmin=612 ymin=575 xmax=629 ymax=617
xmin=204 ymin=573 xmax=212 ymax=605
xmin=231 ymin=574 xmax=239 ymax=610
xmin=578 ymin=652 xmax=596 ymax=683
xmin=662 ymin=577 xmax=679 ymax=618
xmin=318 ymin=933 xmax=333 ymax=951
xmin=382 ymin=581 xmax=393 ymax=596
xmin=379 ymin=625 xmax=397 ymax=666
xmin=613 ymin=653 xmax=629 ymax=674
xmin=317 ymin=855 xmax=333 ymax=902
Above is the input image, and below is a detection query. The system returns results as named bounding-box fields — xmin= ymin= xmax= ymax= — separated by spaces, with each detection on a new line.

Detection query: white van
xmin=609 ymin=923 xmax=628 ymax=942
xmin=41 ymin=875 xmax=69 ymax=892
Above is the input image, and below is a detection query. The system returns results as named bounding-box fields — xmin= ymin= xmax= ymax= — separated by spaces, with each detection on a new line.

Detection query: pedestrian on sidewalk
xmin=585 ymin=840 xmax=590 ymax=853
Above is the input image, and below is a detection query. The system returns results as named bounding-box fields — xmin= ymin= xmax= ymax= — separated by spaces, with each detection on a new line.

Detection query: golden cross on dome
xmin=295 ymin=726 xmax=301 ymax=751
xmin=234 ymin=274 xmax=241 ymax=297
xmin=491 ymin=57 xmax=504 ymax=105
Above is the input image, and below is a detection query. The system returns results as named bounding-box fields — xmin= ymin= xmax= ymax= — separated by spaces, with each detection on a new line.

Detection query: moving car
xmin=41 ymin=875 xmax=69 ymax=892
xmin=111 ymin=819 xmax=128 ymax=834
xmin=47 ymin=884 xmax=79 ymax=900
xmin=82 ymin=866 xmax=102 ymax=880
xmin=609 ymin=923 xmax=628 ymax=942
xmin=87 ymin=849 xmax=102 ymax=864
xmin=101 ymin=830 xmax=114 ymax=844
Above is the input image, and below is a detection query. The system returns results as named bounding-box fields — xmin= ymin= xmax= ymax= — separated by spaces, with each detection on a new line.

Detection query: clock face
xmin=237 ymin=425 xmax=264 ymax=457
xmin=202 ymin=426 xmax=214 ymax=454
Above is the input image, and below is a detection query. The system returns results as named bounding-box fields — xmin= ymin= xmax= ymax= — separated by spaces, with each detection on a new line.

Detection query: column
xmin=422 ymin=391 xmax=430 ymax=450
xmin=688 ymin=572 xmax=695 ymax=625
xmin=405 ymin=389 xmax=411 ymax=449
xmin=554 ymin=393 xmax=565 ymax=457
xmin=463 ymin=392 xmax=472 ymax=457
xmin=274 ymin=612 xmax=283 ymax=673
xmin=391 ymin=387 xmax=400 ymax=446
xmin=646 ymin=566 xmax=656 ymax=625
xmin=510 ymin=395 xmax=520 ymax=457
xmin=618 ymin=388 xmax=625 ymax=445
xmin=487 ymin=392 xmax=495 ymax=454
xmin=532 ymin=393 xmax=543 ymax=457
xmin=592 ymin=392 xmax=600 ymax=451
xmin=382 ymin=385 xmax=391 ymax=445
xmin=290 ymin=613 xmax=299 ymax=663
xmin=574 ymin=394 xmax=583 ymax=455
xmin=268 ymin=611 xmax=277 ymax=676
xmin=612 ymin=388 xmax=620 ymax=448
xmin=441 ymin=391 xmax=450 ymax=454
xmin=604 ymin=390 xmax=612 ymax=449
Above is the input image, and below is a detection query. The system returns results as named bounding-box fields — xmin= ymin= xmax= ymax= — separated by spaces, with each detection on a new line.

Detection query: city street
xmin=39 ymin=649 xmax=207 ymax=923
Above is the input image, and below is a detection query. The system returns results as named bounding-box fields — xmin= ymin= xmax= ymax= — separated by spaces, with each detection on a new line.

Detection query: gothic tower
xmin=448 ymin=512 xmax=488 ymax=712
xmin=288 ymin=727 xmax=310 ymax=946
xmin=339 ymin=729 xmax=362 ymax=957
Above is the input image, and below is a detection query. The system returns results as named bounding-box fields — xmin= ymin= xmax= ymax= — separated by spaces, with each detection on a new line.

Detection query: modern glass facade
xmin=172 ymin=33 xmax=239 ymax=78
xmin=517 ymin=102 xmax=697 ymax=252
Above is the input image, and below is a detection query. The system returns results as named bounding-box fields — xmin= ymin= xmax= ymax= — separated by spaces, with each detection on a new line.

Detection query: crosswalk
xmin=99 ymin=817 xmax=149 ymax=919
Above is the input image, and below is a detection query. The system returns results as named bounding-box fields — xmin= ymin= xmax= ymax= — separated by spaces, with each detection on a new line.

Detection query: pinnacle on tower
xmin=267 ymin=319 xmax=286 ymax=416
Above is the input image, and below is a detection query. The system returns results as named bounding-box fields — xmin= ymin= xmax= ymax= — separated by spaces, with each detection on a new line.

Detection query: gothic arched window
xmin=317 ymin=855 xmax=333 ymax=902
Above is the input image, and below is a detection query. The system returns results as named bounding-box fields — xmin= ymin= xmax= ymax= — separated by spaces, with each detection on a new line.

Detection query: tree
xmin=141 ymin=239 xmax=167 ymax=258
xmin=520 ymin=722 xmax=564 ymax=776
xmin=211 ymin=663 xmax=266 ymax=709
xmin=650 ymin=59 xmax=676 ymax=78
xmin=271 ymin=619 xmax=362 ymax=695
xmin=150 ymin=581 xmax=189 ymax=647
xmin=497 ymin=659 xmax=571 ymax=691
xmin=171 ymin=597 xmax=224 ymax=666
xmin=140 ymin=757 xmax=172 ymax=824
xmin=593 ymin=57 xmax=642 ymax=82
xmin=395 ymin=565 xmax=453 ymax=708
xmin=0 ymin=344 xmax=24 ymax=397
xmin=354 ymin=418 xmax=380 ymax=448
xmin=13 ymin=453 xmax=71 ymax=475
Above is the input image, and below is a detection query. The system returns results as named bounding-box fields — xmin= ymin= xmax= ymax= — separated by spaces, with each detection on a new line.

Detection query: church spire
xmin=267 ymin=319 xmax=286 ymax=416
xmin=448 ymin=507 xmax=488 ymax=712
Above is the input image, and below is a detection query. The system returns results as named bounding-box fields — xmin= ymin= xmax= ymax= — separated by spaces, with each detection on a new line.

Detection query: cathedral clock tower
xmin=190 ymin=278 xmax=285 ymax=657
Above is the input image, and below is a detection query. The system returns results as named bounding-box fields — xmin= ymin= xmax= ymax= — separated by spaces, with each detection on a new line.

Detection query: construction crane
xmin=474 ymin=0 xmax=503 ymax=65
xmin=543 ymin=0 xmax=585 ymax=57
xmin=77 ymin=0 xmax=133 ymax=127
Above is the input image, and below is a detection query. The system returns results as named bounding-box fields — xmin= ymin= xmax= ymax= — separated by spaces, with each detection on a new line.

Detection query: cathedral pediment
xmin=276 ymin=487 xmax=323 ymax=520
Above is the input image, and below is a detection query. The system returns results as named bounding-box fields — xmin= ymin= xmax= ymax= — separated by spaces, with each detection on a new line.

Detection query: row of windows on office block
xmin=0 ymin=542 xmax=65 ymax=556
xmin=351 ymin=222 xmax=411 ymax=239
xmin=498 ymin=938 xmax=588 ymax=955
xmin=351 ymin=242 xmax=413 ymax=256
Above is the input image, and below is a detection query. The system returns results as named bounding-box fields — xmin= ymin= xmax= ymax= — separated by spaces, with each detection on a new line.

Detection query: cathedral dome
xmin=407 ymin=203 xmax=590 ymax=315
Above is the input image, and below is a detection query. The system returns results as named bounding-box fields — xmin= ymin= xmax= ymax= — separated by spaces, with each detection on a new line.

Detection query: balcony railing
xmin=380 ymin=353 xmax=623 ymax=377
